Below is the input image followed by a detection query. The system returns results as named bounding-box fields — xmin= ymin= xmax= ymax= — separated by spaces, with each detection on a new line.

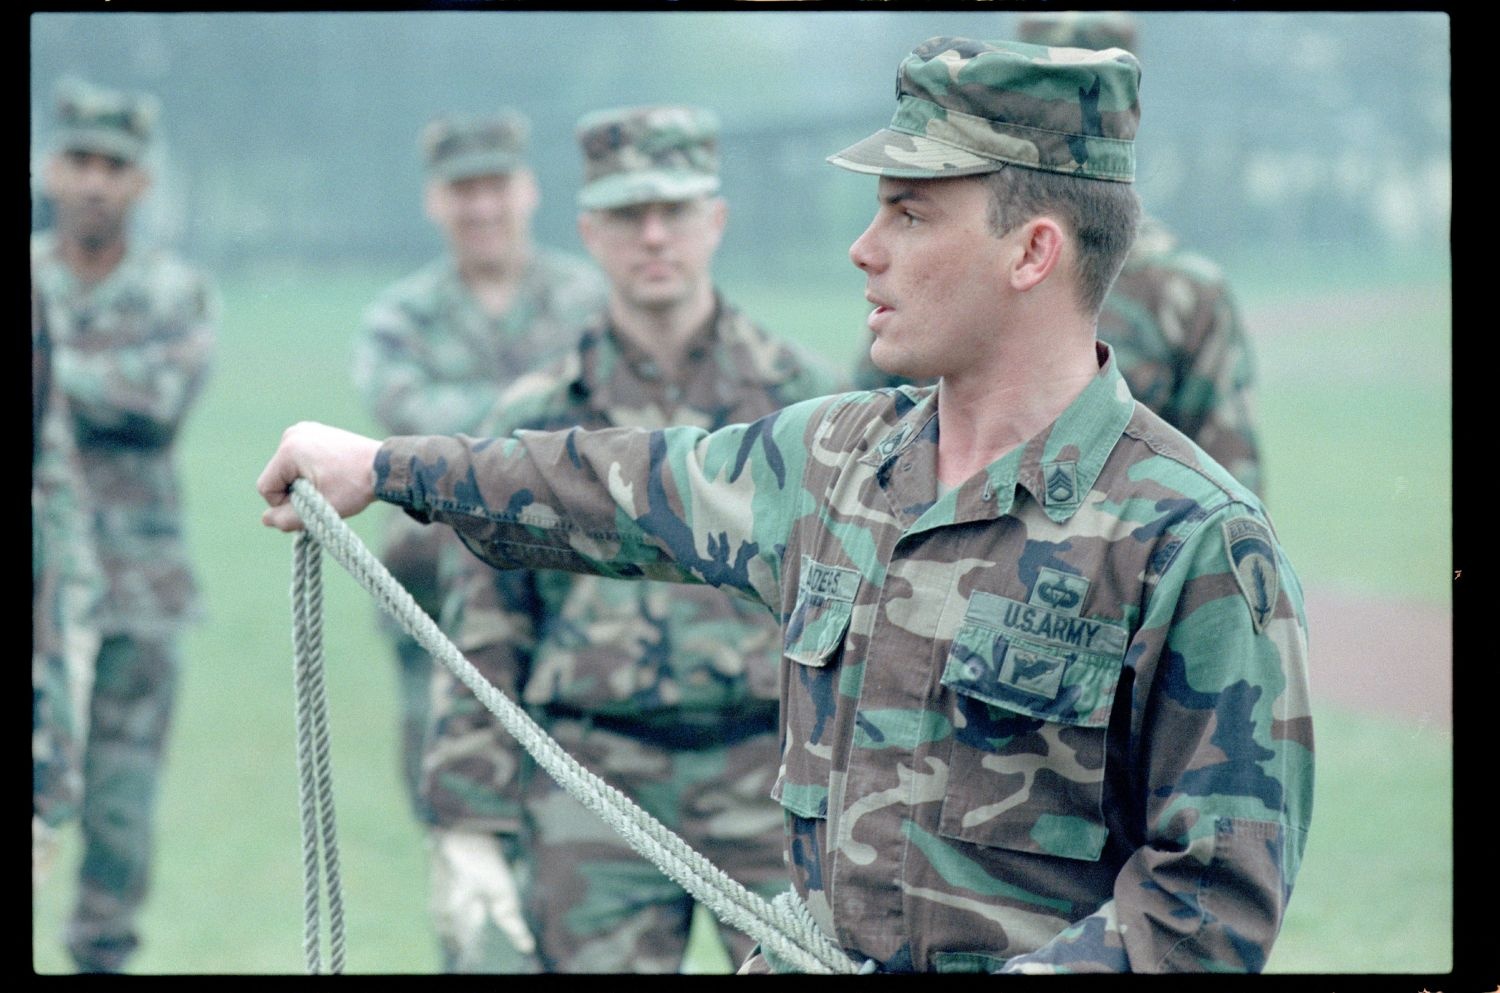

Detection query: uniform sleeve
xmin=375 ymin=395 xmax=839 ymax=613
xmin=351 ymin=296 xmax=497 ymax=437
xmin=420 ymin=541 xmax=541 ymax=834
xmin=999 ymin=503 xmax=1313 ymax=974
xmin=1166 ymin=280 xmax=1264 ymax=499
xmin=55 ymin=270 xmax=217 ymax=448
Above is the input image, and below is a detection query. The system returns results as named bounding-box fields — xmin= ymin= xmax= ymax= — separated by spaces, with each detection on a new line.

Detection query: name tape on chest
xmin=798 ymin=555 xmax=861 ymax=604
xmin=964 ymin=590 xmax=1128 ymax=659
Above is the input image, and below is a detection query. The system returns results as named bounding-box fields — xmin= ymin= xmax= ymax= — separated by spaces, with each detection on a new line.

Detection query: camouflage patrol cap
xmin=827 ymin=36 xmax=1140 ymax=183
xmin=421 ymin=110 xmax=529 ymax=182
xmin=575 ymin=105 xmax=720 ymax=211
xmin=52 ymin=77 xmax=158 ymax=165
xmin=1016 ymin=11 xmax=1140 ymax=53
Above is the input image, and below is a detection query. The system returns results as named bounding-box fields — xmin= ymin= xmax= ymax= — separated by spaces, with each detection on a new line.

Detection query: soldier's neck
xmin=58 ymin=233 xmax=128 ymax=286
xmin=608 ymin=284 xmax=717 ymax=383
xmin=458 ymin=247 xmax=530 ymax=318
xmin=934 ymin=333 xmax=1101 ymax=487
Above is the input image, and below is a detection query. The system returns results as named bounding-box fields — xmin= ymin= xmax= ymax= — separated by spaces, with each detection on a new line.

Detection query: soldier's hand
xmin=257 ymin=421 xmax=381 ymax=532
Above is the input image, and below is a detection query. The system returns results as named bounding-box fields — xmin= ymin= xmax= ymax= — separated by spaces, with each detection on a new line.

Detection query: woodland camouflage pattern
xmin=853 ymin=215 xmax=1263 ymax=496
xmin=827 ymin=36 xmax=1139 ymax=182
xmin=352 ymin=248 xmax=608 ymax=805
xmin=32 ymin=222 xmax=216 ymax=971
xmin=33 ymin=284 xmax=101 ymax=838
xmin=575 ymin=104 xmax=721 ymax=210
xmin=424 ymin=298 xmax=843 ymax=970
xmin=32 ymin=231 xmax=216 ymax=638
xmin=51 ymin=76 xmax=158 ymax=165
xmin=1096 ymin=216 xmax=1262 ymax=495
xmin=1016 ymin=11 xmax=1140 ymax=54
xmin=1010 ymin=12 xmax=1261 ymax=494
xmin=351 ymin=248 xmax=608 ymax=617
xmin=375 ymin=345 xmax=1312 ymax=973
xmin=353 ymin=250 xmax=607 ymax=441
xmin=421 ymin=110 xmax=530 ymax=182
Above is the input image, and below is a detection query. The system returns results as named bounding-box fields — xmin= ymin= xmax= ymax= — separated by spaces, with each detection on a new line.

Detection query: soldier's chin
xmin=624 ymin=281 xmax=687 ymax=310
xmin=75 ymin=224 xmax=124 ymax=252
xmin=869 ymin=339 xmax=926 ymax=380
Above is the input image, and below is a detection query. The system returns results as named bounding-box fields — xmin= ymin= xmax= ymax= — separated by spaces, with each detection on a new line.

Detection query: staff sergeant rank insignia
xmin=1223 ymin=517 xmax=1279 ymax=633
xmin=1042 ymin=459 xmax=1079 ymax=508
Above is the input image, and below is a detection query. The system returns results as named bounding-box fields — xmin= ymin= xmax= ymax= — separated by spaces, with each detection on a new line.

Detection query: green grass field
xmin=32 ymin=245 xmax=1452 ymax=974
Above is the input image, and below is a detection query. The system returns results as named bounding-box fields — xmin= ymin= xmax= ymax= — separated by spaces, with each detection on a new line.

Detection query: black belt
xmin=542 ymin=705 xmax=777 ymax=750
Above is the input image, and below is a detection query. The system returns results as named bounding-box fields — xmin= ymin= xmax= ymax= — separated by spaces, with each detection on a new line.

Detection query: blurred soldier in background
xmin=32 ymin=279 xmax=103 ymax=896
xmin=421 ymin=105 xmax=843 ymax=973
xmin=351 ymin=111 xmax=608 ymax=828
xmin=32 ymin=77 xmax=218 ymax=973
xmin=853 ymin=11 xmax=1264 ymax=498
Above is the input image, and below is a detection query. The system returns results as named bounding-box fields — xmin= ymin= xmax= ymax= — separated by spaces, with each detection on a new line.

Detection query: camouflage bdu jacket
xmin=1099 ymin=216 xmax=1263 ymax=497
xmin=375 ymin=344 xmax=1313 ymax=973
xmin=853 ymin=216 xmax=1262 ymax=498
xmin=31 ymin=231 xmax=216 ymax=637
xmin=351 ymin=250 xmax=607 ymax=608
xmin=425 ymin=298 xmax=843 ymax=830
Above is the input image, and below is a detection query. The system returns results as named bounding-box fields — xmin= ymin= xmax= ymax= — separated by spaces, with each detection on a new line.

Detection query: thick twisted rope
xmin=291 ymin=532 xmax=346 ymax=974
xmin=286 ymin=478 xmax=860 ymax=975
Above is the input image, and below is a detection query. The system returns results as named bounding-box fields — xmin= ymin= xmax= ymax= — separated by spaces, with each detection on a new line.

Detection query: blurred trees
xmin=31 ymin=11 xmax=1450 ymax=278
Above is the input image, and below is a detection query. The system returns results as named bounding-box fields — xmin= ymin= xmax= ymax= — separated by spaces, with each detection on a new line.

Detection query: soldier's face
xmin=44 ymin=149 xmax=150 ymax=250
xmin=849 ymin=176 xmax=1012 ymax=380
xmin=579 ymin=197 xmax=725 ymax=311
xmin=426 ymin=169 xmax=538 ymax=270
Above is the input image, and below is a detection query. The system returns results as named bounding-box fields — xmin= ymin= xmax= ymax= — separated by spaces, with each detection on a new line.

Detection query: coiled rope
xmin=286 ymin=478 xmax=860 ymax=975
xmin=291 ymin=530 xmax=345 ymax=974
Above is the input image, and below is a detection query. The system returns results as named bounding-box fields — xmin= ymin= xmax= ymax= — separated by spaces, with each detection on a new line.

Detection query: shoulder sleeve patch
xmin=1222 ymin=516 xmax=1278 ymax=634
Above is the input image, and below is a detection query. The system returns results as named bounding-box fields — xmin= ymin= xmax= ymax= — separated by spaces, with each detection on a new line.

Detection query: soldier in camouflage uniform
xmin=423 ymin=104 xmax=844 ymax=973
xmin=261 ymin=37 xmax=1312 ymax=973
xmin=33 ymin=278 xmax=103 ymax=893
xmin=854 ymin=12 xmax=1265 ymax=498
xmin=351 ymin=110 xmax=608 ymax=818
xmin=32 ymin=78 xmax=217 ymax=972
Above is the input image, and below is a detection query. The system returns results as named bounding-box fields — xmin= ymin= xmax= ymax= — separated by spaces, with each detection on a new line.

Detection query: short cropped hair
xmin=981 ymin=166 xmax=1140 ymax=316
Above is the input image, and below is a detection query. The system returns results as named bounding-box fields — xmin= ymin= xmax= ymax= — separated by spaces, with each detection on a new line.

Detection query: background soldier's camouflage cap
xmin=52 ymin=77 xmax=159 ymax=165
xmin=575 ymin=105 xmax=720 ymax=211
xmin=827 ymin=36 xmax=1141 ymax=183
xmin=1016 ymin=11 xmax=1140 ymax=54
xmin=421 ymin=110 xmax=529 ymax=182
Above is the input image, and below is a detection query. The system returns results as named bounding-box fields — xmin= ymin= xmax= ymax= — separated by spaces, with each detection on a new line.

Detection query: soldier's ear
xmin=126 ymin=165 xmax=152 ymax=201
xmin=422 ymin=181 xmax=444 ymax=225
xmin=1008 ymin=216 xmax=1065 ymax=293
xmin=578 ymin=211 xmax=598 ymax=251
xmin=514 ymin=168 xmax=541 ymax=216
xmin=42 ymin=154 xmax=64 ymax=198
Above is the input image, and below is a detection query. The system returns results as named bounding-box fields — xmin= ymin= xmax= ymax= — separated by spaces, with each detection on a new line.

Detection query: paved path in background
xmin=1240 ymin=288 xmax=1453 ymax=729
xmin=1302 ymin=590 xmax=1451 ymax=728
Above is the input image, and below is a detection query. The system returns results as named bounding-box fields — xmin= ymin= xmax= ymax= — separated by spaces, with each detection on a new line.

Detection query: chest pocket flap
xmin=942 ymin=590 xmax=1127 ymax=726
xmin=783 ymin=555 xmax=859 ymax=668
xmin=938 ymin=589 xmax=1130 ymax=862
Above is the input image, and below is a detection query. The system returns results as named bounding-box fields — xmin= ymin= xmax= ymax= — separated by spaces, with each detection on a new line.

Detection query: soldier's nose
xmin=849 ymin=224 xmax=883 ymax=272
